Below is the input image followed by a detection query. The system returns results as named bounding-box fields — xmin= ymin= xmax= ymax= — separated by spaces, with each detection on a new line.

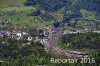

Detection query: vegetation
xmin=0 ymin=0 xmax=26 ymax=9
xmin=0 ymin=33 xmax=100 ymax=66
xmin=0 ymin=6 xmax=52 ymax=28
xmin=25 ymin=0 xmax=100 ymax=29
xmin=0 ymin=0 xmax=100 ymax=66
xmin=0 ymin=37 xmax=53 ymax=66
xmin=58 ymin=33 xmax=100 ymax=65
xmin=0 ymin=0 xmax=100 ymax=29
xmin=59 ymin=33 xmax=100 ymax=49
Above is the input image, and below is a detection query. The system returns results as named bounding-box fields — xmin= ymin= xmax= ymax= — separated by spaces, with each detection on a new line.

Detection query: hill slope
xmin=0 ymin=0 xmax=26 ymax=9
xmin=25 ymin=0 xmax=100 ymax=29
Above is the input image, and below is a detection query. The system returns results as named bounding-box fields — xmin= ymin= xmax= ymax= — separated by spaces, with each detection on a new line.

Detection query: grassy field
xmin=1 ymin=6 xmax=35 ymax=12
xmin=0 ymin=0 xmax=52 ymax=28
xmin=0 ymin=0 xmax=26 ymax=9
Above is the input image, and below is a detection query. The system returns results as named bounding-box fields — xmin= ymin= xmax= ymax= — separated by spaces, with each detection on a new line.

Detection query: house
xmin=15 ymin=33 xmax=22 ymax=40
xmin=92 ymin=31 xmax=100 ymax=33
xmin=27 ymin=36 xmax=33 ymax=41
xmin=0 ymin=30 xmax=10 ymax=37
xmin=34 ymin=37 xmax=40 ymax=42
xmin=0 ymin=60 xmax=4 ymax=63
xmin=26 ymin=42 xmax=31 ymax=45
xmin=22 ymin=32 xmax=28 ymax=36
xmin=40 ymin=38 xmax=48 ymax=45
xmin=11 ymin=32 xmax=23 ymax=40
xmin=43 ymin=30 xmax=49 ymax=36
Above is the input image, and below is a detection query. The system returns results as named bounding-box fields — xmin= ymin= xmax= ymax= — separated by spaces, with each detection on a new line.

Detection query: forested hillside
xmin=25 ymin=0 xmax=100 ymax=17
xmin=25 ymin=0 xmax=100 ymax=29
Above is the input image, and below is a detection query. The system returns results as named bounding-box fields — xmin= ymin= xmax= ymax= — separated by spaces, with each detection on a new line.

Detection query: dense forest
xmin=59 ymin=33 xmax=100 ymax=49
xmin=25 ymin=0 xmax=100 ymax=29
xmin=25 ymin=0 xmax=100 ymax=18
xmin=25 ymin=0 xmax=100 ymax=12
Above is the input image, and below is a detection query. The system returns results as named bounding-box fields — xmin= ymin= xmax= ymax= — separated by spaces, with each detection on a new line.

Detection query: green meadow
xmin=0 ymin=0 xmax=52 ymax=28
xmin=0 ymin=0 xmax=26 ymax=9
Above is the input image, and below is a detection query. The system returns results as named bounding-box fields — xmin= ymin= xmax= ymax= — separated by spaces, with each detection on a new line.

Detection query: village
xmin=0 ymin=25 xmax=100 ymax=57
xmin=0 ymin=25 xmax=100 ymax=44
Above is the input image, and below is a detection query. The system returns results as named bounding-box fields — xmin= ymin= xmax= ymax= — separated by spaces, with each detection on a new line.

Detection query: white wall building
xmin=27 ymin=36 xmax=33 ymax=41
